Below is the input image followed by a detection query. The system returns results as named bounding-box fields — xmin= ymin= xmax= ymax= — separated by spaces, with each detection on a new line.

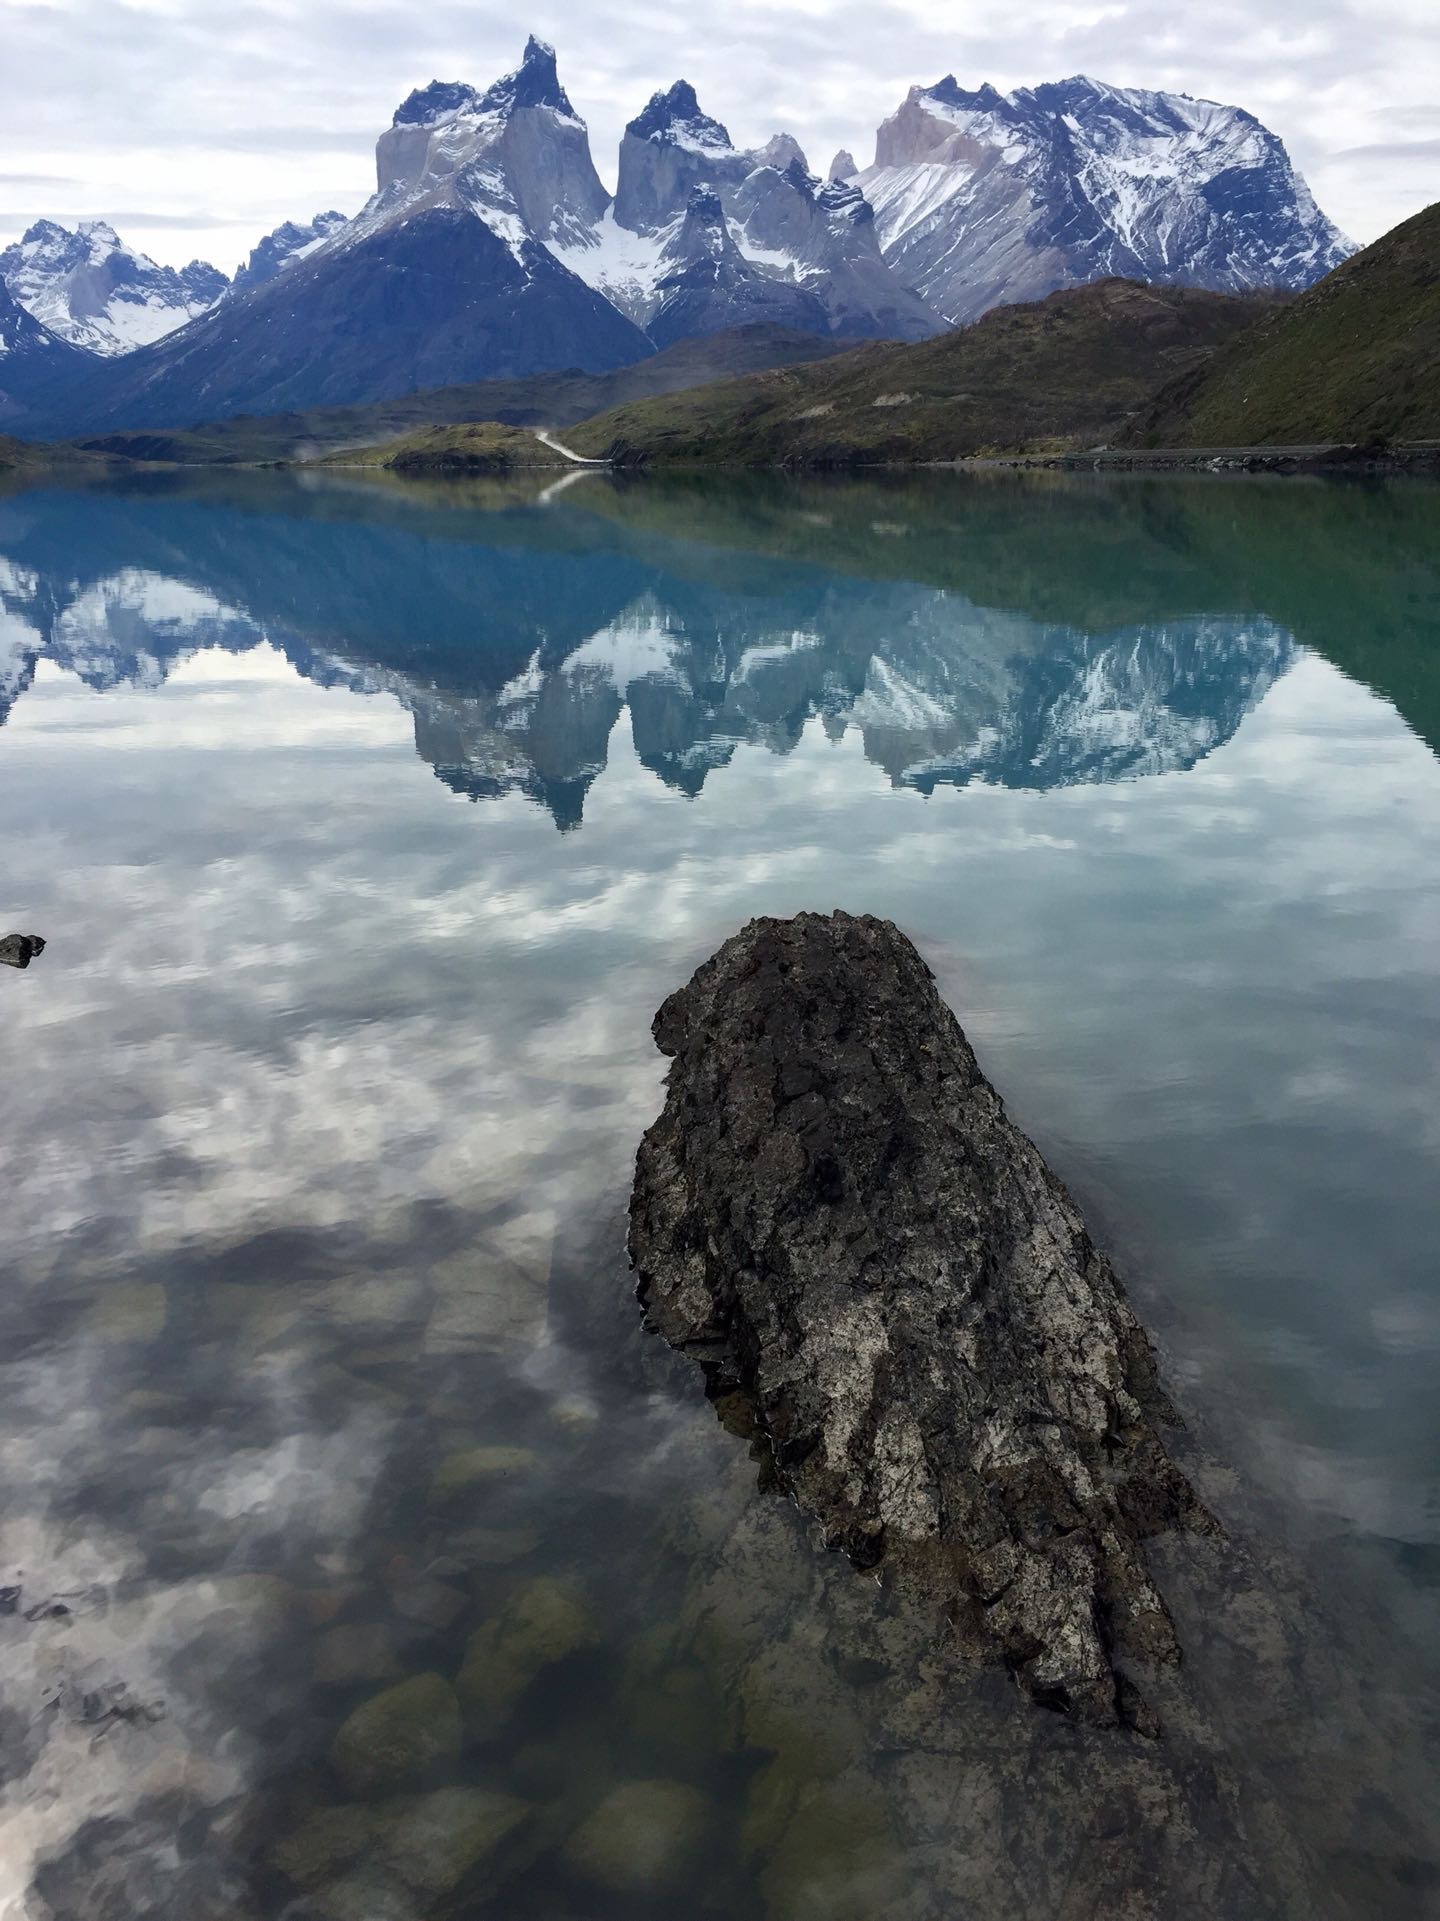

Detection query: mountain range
xmin=1 ymin=36 xmax=1350 ymax=439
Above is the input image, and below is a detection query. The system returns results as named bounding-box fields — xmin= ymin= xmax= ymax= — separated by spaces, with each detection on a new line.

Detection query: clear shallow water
xmin=0 ymin=469 xmax=1437 ymax=1919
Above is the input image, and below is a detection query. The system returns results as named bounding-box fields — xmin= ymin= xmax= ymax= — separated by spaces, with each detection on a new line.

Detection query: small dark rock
xmin=0 ymin=934 xmax=45 ymax=969
xmin=629 ymin=911 xmax=1212 ymax=1729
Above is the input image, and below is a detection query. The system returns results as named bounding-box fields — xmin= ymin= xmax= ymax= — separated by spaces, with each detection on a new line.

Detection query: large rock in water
xmin=629 ymin=911 xmax=1209 ymax=1728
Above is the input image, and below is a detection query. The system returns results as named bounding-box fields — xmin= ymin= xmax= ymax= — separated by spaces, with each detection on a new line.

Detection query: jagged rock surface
xmin=630 ymin=910 xmax=1209 ymax=1725
xmin=571 ymin=81 xmax=944 ymax=342
xmin=861 ymin=74 xmax=1352 ymax=324
xmin=647 ymin=189 xmax=830 ymax=350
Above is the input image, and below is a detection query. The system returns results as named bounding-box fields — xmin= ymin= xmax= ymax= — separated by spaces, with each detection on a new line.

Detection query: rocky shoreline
xmin=968 ymin=440 xmax=1440 ymax=477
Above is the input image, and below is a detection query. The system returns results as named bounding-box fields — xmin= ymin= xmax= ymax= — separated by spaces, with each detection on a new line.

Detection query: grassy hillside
xmin=562 ymin=281 xmax=1277 ymax=466
xmin=1129 ymin=202 xmax=1440 ymax=446
xmin=0 ymin=434 xmax=52 ymax=471
xmin=0 ymin=433 xmax=105 ymax=474
xmin=325 ymin=422 xmax=566 ymax=471
xmin=66 ymin=326 xmax=851 ymax=467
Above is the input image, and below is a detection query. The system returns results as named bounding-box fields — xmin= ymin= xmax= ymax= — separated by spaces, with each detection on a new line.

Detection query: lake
xmin=1 ymin=466 xmax=1437 ymax=1920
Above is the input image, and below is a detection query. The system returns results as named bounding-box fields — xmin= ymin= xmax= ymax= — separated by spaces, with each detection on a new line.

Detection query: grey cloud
xmin=1335 ymin=137 xmax=1440 ymax=162
xmin=78 ymin=209 xmax=257 ymax=230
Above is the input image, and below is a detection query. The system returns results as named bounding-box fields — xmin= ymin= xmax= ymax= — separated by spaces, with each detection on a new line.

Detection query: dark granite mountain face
xmin=26 ymin=207 xmax=649 ymax=436
xmin=0 ymin=280 xmax=96 ymax=431
xmin=373 ymin=35 xmax=611 ymax=250
xmin=479 ymin=33 xmax=579 ymax=116
xmin=630 ymin=912 xmax=1211 ymax=1725
xmin=647 ymin=189 xmax=830 ymax=350
xmin=612 ymin=82 xmax=756 ymax=233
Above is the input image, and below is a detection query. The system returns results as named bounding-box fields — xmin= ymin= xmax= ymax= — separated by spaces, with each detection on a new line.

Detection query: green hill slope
xmin=562 ymin=281 xmax=1277 ymax=466
xmin=1129 ymin=201 xmax=1440 ymax=447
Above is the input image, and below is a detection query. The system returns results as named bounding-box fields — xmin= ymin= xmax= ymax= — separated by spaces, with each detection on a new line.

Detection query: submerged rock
xmin=561 ymin=1778 xmax=715 ymax=1894
xmin=327 ymin=1672 xmax=461 ymax=1794
xmin=457 ymin=1575 xmax=597 ymax=1728
xmin=0 ymin=933 xmax=45 ymax=968
xmin=629 ymin=911 xmax=1209 ymax=1727
xmin=271 ymin=1786 xmax=530 ymax=1911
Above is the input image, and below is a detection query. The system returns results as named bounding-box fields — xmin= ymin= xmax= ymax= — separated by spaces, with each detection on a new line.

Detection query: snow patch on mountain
xmin=554 ymin=208 xmax=672 ymax=323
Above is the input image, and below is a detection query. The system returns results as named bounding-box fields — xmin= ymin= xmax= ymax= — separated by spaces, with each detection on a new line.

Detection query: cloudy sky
xmin=1 ymin=0 xmax=1436 ymax=271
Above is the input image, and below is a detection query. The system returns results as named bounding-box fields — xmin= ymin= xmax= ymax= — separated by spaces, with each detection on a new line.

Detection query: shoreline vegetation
xmin=2 ymin=201 xmax=1435 ymax=483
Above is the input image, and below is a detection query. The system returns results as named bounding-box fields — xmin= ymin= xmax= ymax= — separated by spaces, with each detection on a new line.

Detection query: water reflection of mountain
xmin=0 ymin=477 xmax=1315 ymax=830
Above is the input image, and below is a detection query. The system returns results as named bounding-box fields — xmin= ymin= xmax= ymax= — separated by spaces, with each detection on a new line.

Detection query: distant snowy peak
xmin=232 ymin=211 xmax=345 ymax=292
xmin=0 ymin=219 xmax=228 ymax=356
xmin=753 ymin=134 xmax=808 ymax=173
xmin=829 ymin=151 xmax=859 ymax=183
xmin=862 ymin=71 xmax=1352 ymax=323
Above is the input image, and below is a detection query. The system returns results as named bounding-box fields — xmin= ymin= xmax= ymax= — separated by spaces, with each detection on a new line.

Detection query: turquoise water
xmin=0 ymin=469 xmax=1437 ymax=1918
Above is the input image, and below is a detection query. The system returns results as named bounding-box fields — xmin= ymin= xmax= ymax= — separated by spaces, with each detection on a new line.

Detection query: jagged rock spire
xmin=480 ymin=35 xmax=577 ymax=116
xmin=627 ymin=79 xmax=731 ymax=145
xmin=393 ymin=79 xmax=480 ymax=128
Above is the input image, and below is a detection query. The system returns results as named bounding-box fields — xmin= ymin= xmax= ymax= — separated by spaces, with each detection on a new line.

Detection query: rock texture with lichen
xmin=630 ymin=910 xmax=1210 ymax=1727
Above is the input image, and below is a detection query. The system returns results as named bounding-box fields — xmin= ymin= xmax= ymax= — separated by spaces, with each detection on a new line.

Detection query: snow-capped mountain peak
xmin=0 ymin=219 xmax=228 ymax=356
xmin=394 ymin=79 xmax=483 ymax=128
xmin=365 ymin=37 xmax=609 ymax=253
xmin=862 ymin=71 xmax=1351 ymax=322
xmin=478 ymin=35 xmax=580 ymax=121
xmin=627 ymin=81 xmax=733 ymax=153
xmin=232 ymin=211 xmax=346 ymax=293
